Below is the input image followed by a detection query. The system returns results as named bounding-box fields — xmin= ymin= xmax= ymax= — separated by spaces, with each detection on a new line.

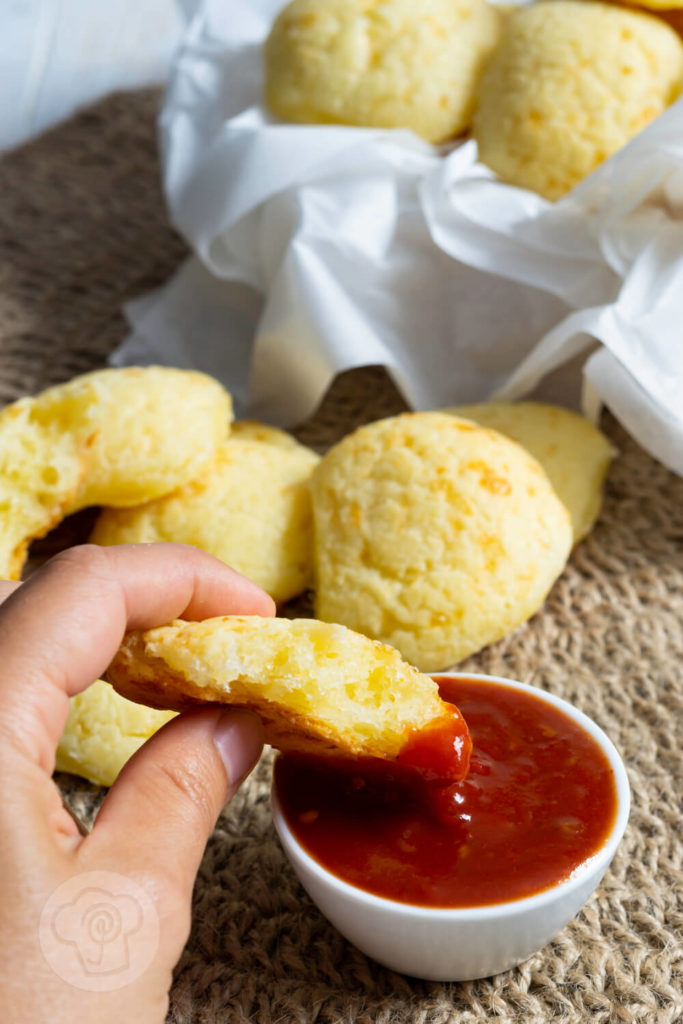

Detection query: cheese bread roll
xmin=107 ymin=616 xmax=471 ymax=780
xmin=56 ymin=680 xmax=176 ymax=787
xmin=311 ymin=412 xmax=572 ymax=672
xmin=230 ymin=421 xmax=305 ymax=450
xmin=91 ymin=439 xmax=320 ymax=604
xmin=473 ymin=1 xmax=683 ymax=199
xmin=0 ymin=402 xmax=83 ymax=579
xmin=34 ymin=366 xmax=233 ymax=509
xmin=0 ymin=367 xmax=232 ymax=580
xmin=264 ymin=0 xmax=501 ymax=143
xmin=448 ymin=403 xmax=616 ymax=542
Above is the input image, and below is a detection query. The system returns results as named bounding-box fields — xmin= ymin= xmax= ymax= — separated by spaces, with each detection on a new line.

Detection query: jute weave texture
xmin=0 ymin=91 xmax=681 ymax=1024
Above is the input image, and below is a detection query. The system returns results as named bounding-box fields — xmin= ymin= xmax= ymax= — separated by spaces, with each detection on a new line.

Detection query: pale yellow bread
xmin=33 ymin=366 xmax=233 ymax=508
xmin=473 ymin=1 xmax=683 ymax=199
xmin=310 ymin=412 xmax=573 ymax=672
xmin=107 ymin=616 xmax=459 ymax=764
xmin=0 ymin=401 xmax=84 ymax=579
xmin=230 ymin=421 xmax=305 ymax=450
xmin=0 ymin=367 xmax=232 ymax=580
xmin=447 ymin=403 xmax=616 ymax=542
xmin=264 ymin=0 xmax=501 ymax=143
xmin=56 ymin=679 xmax=176 ymax=787
xmin=91 ymin=439 xmax=320 ymax=604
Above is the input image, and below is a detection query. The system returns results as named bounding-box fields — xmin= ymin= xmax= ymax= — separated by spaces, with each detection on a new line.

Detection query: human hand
xmin=0 ymin=544 xmax=275 ymax=1024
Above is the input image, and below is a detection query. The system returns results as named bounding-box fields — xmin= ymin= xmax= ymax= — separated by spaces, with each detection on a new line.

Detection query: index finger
xmin=0 ymin=543 xmax=275 ymax=772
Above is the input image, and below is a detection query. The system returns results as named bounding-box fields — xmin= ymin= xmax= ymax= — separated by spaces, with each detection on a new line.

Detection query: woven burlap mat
xmin=1 ymin=91 xmax=681 ymax=1024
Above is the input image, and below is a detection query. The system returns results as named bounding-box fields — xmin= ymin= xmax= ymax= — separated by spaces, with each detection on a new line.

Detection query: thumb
xmin=85 ymin=707 xmax=263 ymax=896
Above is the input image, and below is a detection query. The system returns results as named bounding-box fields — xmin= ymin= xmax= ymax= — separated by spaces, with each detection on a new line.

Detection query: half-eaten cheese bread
xmin=107 ymin=616 xmax=471 ymax=782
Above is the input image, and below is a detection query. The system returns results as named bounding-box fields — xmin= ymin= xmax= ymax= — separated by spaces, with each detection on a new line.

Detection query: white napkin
xmin=0 ymin=0 xmax=184 ymax=151
xmin=114 ymin=0 xmax=683 ymax=474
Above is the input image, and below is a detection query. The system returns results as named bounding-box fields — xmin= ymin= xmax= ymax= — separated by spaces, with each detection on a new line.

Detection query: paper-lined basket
xmin=115 ymin=0 xmax=683 ymax=475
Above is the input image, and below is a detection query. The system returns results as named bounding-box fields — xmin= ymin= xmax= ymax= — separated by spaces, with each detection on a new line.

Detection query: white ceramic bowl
xmin=271 ymin=672 xmax=630 ymax=981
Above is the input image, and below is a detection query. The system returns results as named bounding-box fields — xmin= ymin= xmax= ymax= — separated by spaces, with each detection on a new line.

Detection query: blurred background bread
xmin=264 ymin=0 xmax=502 ymax=142
xmin=447 ymin=402 xmax=616 ymax=542
xmin=0 ymin=366 xmax=232 ymax=580
xmin=230 ymin=420 xmax=307 ymax=449
xmin=473 ymin=0 xmax=683 ymax=199
xmin=56 ymin=679 xmax=176 ymax=787
xmin=36 ymin=366 xmax=233 ymax=509
xmin=92 ymin=435 xmax=320 ymax=605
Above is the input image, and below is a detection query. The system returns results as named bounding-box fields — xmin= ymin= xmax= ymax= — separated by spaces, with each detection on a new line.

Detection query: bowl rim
xmin=270 ymin=671 xmax=631 ymax=921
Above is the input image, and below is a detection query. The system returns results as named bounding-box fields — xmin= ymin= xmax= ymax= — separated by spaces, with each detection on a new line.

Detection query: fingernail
xmin=213 ymin=710 xmax=263 ymax=792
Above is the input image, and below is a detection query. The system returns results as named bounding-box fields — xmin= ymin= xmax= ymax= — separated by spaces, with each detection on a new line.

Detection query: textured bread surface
xmin=34 ymin=366 xmax=233 ymax=508
xmin=448 ymin=402 xmax=616 ymax=542
xmin=229 ymin=421 xmax=305 ymax=450
xmin=56 ymin=679 xmax=176 ymax=787
xmin=0 ymin=400 xmax=84 ymax=578
xmin=91 ymin=439 xmax=320 ymax=604
xmin=311 ymin=412 xmax=573 ymax=671
xmin=264 ymin=0 xmax=501 ymax=143
xmin=107 ymin=616 xmax=451 ymax=762
xmin=0 ymin=367 xmax=232 ymax=579
xmin=473 ymin=1 xmax=683 ymax=199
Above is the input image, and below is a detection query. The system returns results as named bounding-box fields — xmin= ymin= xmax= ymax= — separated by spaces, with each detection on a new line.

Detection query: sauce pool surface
xmin=274 ymin=677 xmax=619 ymax=908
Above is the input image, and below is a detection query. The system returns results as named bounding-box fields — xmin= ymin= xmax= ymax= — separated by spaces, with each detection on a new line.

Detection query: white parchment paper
xmin=114 ymin=0 xmax=683 ymax=474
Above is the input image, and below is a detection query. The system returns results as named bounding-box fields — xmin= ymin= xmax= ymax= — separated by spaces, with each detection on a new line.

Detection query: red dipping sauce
xmin=274 ymin=676 xmax=619 ymax=908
